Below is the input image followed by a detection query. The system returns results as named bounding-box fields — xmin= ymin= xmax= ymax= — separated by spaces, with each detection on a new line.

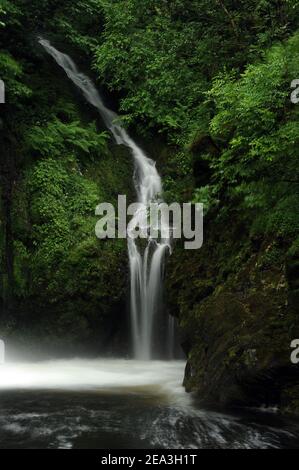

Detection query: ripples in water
xmin=0 ymin=359 xmax=298 ymax=449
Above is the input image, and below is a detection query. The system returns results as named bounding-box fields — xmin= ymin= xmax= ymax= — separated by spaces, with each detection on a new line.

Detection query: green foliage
xmin=163 ymin=149 xmax=194 ymax=202
xmin=199 ymin=32 xmax=299 ymax=237
xmin=1 ymin=0 xmax=298 ymax=348
xmin=20 ymin=149 xmax=128 ymax=309
xmin=50 ymin=0 xmax=103 ymax=52
xmin=0 ymin=1 xmax=29 ymax=102
xmin=0 ymin=0 xmax=22 ymax=28
xmin=26 ymin=119 xmax=108 ymax=159
xmin=194 ymin=185 xmax=219 ymax=213
xmin=0 ymin=52 xmax=31 ymax=101
xmin=93 ymin=0 xmax=298 ymax=143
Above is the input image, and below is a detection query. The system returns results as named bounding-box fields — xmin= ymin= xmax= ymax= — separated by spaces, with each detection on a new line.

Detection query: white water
xmin=0 ymin=359 xmax=186 ymax=397
xmin=38 ymin=39 xmax=173 ymax=360
xmin=0 ymin=359 xmax=296 ymax=449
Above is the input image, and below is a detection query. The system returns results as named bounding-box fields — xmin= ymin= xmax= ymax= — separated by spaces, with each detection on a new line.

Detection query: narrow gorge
xmin=0 ymin=0 xmax=298 ymax=450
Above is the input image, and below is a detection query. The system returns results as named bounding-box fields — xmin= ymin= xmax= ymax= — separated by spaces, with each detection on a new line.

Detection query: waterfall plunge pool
xmin=0 ymin=358 xmax=299 ymax=449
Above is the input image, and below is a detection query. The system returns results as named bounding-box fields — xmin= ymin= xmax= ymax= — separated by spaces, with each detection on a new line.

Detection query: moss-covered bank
xmin=167 ymin=220 xmax=299 ymax=414
xmin=0 ymin=45 xmax=134 ymax=356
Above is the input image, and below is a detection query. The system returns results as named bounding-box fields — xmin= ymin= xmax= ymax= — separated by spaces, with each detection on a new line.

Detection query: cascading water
xmin=39 ymin=38 xmax=174 ymax=360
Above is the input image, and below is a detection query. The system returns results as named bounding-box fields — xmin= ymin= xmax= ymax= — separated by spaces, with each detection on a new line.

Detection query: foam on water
xmin=0 ymin=359 xmax=187 ymax=397
xmin=0 ymin=359 xmax=298 ymax=449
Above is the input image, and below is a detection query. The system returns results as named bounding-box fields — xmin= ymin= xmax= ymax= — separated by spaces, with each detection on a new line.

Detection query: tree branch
xmin=215 ymin=0 xmax=239 ymax=38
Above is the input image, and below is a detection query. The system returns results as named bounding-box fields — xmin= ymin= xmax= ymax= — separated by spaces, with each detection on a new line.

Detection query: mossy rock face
xmin=167 ymin=226 xmax=299 ymax=414
xmin=286 ymin=261 xmax=299 ymax=290
xmin=0 ymin=50 xmax=134 ymax=356
xmin=184 ymin=290 xmax=296 ymax=406
xmin=282 ymin=384 xmax=299 ymax=415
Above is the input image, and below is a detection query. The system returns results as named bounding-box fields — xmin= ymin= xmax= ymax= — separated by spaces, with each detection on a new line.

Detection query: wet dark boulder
xmin=167 ymin=232 xmax=299 ymax=414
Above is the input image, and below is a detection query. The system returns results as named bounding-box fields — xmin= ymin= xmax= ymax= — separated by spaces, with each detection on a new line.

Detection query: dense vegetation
xmin=0 ymin=0 xmax=298 ymax=409
xmin=0 ymin=0 xmax=133 ymax=353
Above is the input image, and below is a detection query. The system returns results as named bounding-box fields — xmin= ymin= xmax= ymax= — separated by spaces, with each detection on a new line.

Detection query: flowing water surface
xmin=0 ymin=359 xmax=298 ymax=449
xmin=8 ymin=40 xmax=295 ymax=450
xmin=39 ymin=39 xmax=173 ymax=361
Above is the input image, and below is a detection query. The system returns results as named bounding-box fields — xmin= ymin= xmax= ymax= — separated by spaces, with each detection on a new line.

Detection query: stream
xmin=0 ymin=359 xmax=299 ymax=449
xmin=38 ymin=38 xmax=173 ymax=361
xmin=1 ymin=40 xmax=294 ymax=450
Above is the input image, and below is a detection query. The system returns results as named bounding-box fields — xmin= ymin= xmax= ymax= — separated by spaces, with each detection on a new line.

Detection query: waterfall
xmin=39 ymin=38 xmax=174 ymax=360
